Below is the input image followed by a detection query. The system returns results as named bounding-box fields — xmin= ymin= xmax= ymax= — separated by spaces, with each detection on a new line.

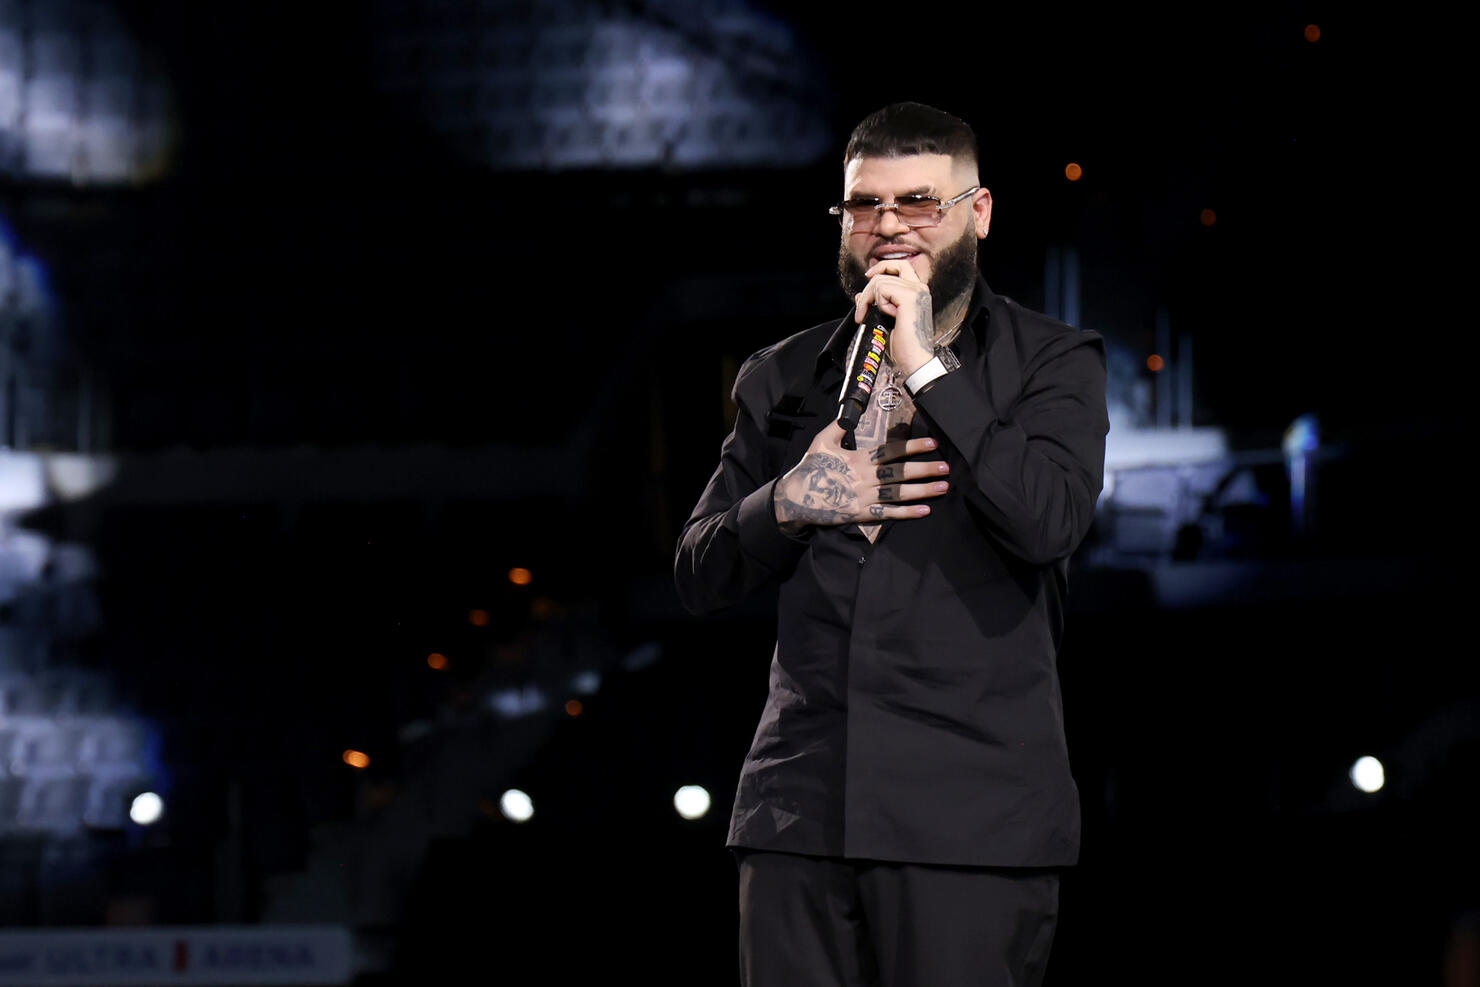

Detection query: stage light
xmin=427 ymin=652 xmax=448 ymax=670
xmin=1064 ymin=162 xmax=1083 ymax=182
xmin=343 ymin=750 xmax=371 ymax=769
xmin=500 ymin=789 xmax=535 ymax=822
xmin=1200 ymin=209 xmax=1217 ymax=226
xmin=509 ymin=568 xmax=534 ymax=586
xmin=1350 ymin=756 xmax=1384 ymax=793
xmin=1305 ymin=24 xmax=1320 ymax=43
xmin=130 ymin=792 xmax=164 ymax=825
xmin=489 ymin=685 xmax=547 ymax=718
xmin=565 ymin=699 xmax=584 ymax=717
xmin=674 ymin=785 xmax=712 ymax=820
xmin=1147 ymin=354 xmax=1165 ymax=372
xmin=1283 ymin=413 xmax=1321 ymax=537
xmin=468 ymin=609 xmax=490 ymax=627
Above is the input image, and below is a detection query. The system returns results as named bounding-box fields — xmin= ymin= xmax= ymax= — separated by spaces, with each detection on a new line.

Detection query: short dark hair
xmin=843 ymin=102 xmax=978 ymax=168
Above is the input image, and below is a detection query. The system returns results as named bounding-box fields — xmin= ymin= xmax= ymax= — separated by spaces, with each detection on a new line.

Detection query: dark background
xmin=1 ymin=2 xmax=1472 ymax=985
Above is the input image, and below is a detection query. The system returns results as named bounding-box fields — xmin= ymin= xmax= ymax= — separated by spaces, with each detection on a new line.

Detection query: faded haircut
xmin=843 ymin=102 xmax=978 ymax=169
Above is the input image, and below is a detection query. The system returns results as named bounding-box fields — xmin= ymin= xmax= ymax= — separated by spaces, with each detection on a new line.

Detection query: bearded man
xmin=675 ymin=101 xmax=1109 ymax=987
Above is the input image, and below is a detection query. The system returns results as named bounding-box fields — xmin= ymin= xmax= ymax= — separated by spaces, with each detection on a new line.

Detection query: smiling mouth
xmin=874 ymin=250 xmax=919 ymax=261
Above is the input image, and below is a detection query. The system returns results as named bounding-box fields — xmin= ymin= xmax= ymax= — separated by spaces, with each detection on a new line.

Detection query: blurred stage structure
xmin=368 ymin=0 xmax=831 ymax=171
xmin=0 ymin=0 xmax=175 ymax=187
xmin=0 ymin=1 xmax=1471 ymax=984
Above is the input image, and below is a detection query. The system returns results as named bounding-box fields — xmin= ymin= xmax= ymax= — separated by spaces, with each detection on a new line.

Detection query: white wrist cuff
xmin=904 ymin=356 xmax=950 ymax=396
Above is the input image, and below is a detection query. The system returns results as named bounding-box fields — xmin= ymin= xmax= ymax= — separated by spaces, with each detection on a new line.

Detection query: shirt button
xmin=857 ymin=555 xmax=867 ymax=565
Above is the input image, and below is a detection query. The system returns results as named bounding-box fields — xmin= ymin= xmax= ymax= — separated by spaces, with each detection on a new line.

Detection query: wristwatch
xmin=904 ymin=343 xmax=961 ymax=397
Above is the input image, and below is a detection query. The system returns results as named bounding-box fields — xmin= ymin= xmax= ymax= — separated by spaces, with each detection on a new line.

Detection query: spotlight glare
xmin=674 ymin=785 xmax=712 ymax=820
xmin=1064 ymin=162 xmax=1083 ymax=182
xmin=130 ymin=792 xmax=164 ymax=826
xmin=500 ymin=788 xmax=534 ymax=822
xmin=508 ymin=568 xmax=534 ymax=586
xmin=343 ymin=749 xmax=371 ymax=769
xmin=1350 ymin=756 xmax=1384 ymax=793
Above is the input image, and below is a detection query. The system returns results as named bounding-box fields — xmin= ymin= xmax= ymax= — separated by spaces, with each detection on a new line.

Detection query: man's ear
xmin=973 ymin=188 xmax=993 ymax=238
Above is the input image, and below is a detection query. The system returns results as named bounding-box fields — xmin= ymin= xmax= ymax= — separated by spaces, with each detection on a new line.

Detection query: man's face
xmin=835 ymin=153 xmax=991 ymax=312
xmin=801 ymin=467 xmax=851 ymax=512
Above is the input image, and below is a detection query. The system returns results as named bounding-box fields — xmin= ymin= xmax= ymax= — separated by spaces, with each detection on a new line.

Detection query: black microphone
xmin=837 ymin=305 xmax=894 ymax=433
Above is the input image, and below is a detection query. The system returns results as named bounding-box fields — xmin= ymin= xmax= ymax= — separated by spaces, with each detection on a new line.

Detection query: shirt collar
xmin=816 ymin=273 xmax=995 ymax=374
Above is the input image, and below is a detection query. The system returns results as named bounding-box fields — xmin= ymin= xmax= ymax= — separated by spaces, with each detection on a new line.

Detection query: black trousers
xmin=736 ymin=850 xmax=1060 ymax=987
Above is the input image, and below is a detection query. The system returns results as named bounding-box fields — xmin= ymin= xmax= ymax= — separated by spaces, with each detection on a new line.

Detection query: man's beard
xmin=836 ymin=221 xmax=979 ymax=320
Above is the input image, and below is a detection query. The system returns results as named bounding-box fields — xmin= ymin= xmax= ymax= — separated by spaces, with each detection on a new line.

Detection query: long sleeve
xmin=674 ymin=353 xmax=812 ymax=616
xmin=916 ymin=325 xmax=1108 ymax=566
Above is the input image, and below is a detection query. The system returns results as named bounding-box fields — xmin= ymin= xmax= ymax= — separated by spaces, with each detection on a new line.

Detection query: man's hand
xmin=852 ymin=258 xmax=936 ymax=378
xmin=774 ymin=422 xmax=949 ymax=534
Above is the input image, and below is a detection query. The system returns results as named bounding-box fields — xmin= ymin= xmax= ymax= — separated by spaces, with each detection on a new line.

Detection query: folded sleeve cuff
xmin=735 ymin=479 xmax=812 ymax=571
xmin=904 ymin=355 xmax=950 ymax=396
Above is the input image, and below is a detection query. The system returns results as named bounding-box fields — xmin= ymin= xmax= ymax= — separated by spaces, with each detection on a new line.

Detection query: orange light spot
xmin=343 ymin=749 xmax=371 ymax=769
xmin=531 ymin=597 xmax=561 ymax=620
xmin=508 ymin=567 xmax=533 ymax=586
xmin=427 ymin=652 xmax=448 ymax=670
xmin=1304 ymin=24 xmax=1320 ymax=43
xmin=1200 ymin=208 xmax=1217 ymax=226
xmin=1147 ymin=354 xmax=1165 ymax=372
xmin=1064 ymin=162 xmax=1083 ymax=182
xmin=565 ymin=699 xmax=584 ymax=717
xmin=468 ymin=609 xmax=491 ymax=627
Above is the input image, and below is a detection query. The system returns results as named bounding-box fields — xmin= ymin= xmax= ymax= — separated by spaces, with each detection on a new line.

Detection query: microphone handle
xmin=838 ymin=306 xmax=894 ymax=431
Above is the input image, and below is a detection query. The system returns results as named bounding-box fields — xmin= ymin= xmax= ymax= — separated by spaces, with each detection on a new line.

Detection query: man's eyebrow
xmin=846 ymin=185 xmax=937 ymax=200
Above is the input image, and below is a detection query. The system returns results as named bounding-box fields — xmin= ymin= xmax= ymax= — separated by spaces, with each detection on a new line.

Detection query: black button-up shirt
xmin=675 ymin=276 xmax=1108 ymax=867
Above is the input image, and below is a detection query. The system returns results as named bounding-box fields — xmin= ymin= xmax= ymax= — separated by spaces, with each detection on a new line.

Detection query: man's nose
xmin=874 ymin=206 xmax=909 ymax=237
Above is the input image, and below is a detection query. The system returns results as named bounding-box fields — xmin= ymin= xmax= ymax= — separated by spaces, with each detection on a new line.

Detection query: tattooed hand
xmin=774 ymin=421 xmax=950 ymax=534
xmin=852 ymin=256 xmax=947 ymax=379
